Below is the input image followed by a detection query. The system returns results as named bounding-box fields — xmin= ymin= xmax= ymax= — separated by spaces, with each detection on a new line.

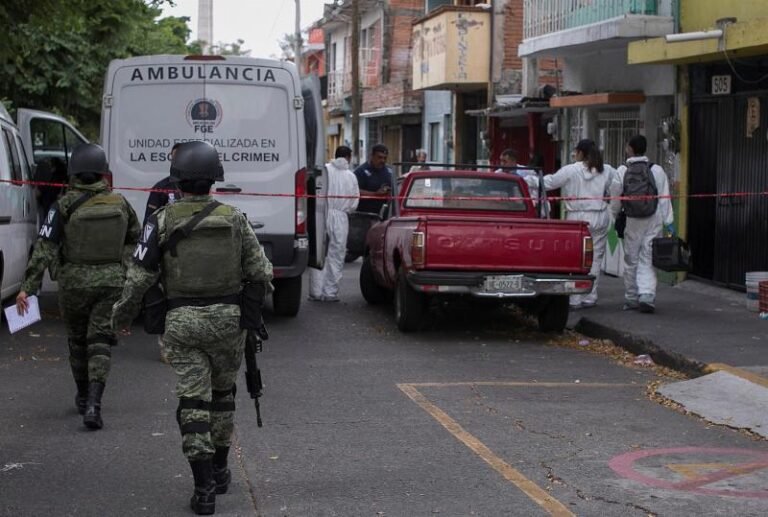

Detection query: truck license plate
xmin=483 ymin=275 xmax=523 ymax=293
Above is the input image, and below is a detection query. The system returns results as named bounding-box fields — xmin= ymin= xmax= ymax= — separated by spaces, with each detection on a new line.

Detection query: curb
xmin=705 ymin=363 xmax=768 ymax=389
xmin=573 ymin=317 xmax=708 ymax=378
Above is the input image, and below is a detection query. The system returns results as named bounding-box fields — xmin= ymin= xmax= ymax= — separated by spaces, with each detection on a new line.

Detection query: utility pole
xmin=294 ymin=0 xmax=303 ymax=77
xmin=351 ymin=0 xmax=361 ymax=164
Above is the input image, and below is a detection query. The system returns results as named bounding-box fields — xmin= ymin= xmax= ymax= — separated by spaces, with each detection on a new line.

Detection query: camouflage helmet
xmin=170 ymin=141 xmax=224 ymax=182
xmin=68 ymin=143 xmax=108 ymax=177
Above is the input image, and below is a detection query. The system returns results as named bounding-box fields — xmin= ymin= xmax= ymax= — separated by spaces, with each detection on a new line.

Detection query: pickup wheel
xmin=272 ymin=276 xmax=302 ymax=317
xmin=395 ymin=268 xmax=426 ymax=332
xmin=359 ymin=255 xmax=389 ymax=304
xmin=537 ymin=295 xmax=569 ymax=332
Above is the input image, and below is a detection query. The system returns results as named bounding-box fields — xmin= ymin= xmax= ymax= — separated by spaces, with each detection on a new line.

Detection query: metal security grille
xmin=598 ymin=110 xmax=642 ymax=168
xmin=568 ymin=109 xmax=585 ymax=159
xmin=523 ymin=0 xmax=659 ymax=39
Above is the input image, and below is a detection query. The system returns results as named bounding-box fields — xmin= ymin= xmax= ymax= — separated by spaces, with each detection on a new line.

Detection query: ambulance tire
xmin=537 ymin=295 xmax=569 ymax=333
xmin=272 ymin=276 xmax=302 ymax=317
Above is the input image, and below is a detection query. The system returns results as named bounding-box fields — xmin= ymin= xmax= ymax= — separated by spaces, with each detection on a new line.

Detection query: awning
xmin=359 ymin=107 xmax=420 ymax=118
xmin=549 ymin=92 xmax=645 ymax=108
xmin=628 ymin=18 xmax=768 ymax=65
xmin=465 ymin=95 xmax=555 ymax=118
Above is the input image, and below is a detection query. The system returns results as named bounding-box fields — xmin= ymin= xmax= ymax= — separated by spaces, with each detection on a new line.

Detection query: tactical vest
xmin=161 ymin=202 xmax=243 ymax=299
xmin=63 ymin=193 xmax=129 ymax=265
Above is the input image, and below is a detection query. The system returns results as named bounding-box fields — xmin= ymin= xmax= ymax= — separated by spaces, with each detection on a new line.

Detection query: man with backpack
xmin=112 ymin=141 xmax=273 ymax=514
xmin=611 ymin=135 xmax=674 ymax=313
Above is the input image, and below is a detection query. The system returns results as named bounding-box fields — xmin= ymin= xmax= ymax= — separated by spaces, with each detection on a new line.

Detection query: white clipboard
xmin=4 ymin=296 xmax=42 ymax=334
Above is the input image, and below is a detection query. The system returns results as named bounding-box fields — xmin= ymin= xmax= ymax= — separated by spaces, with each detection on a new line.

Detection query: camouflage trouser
xmin=163 ymin=304 xmax=245 ymax=461
xmin=58 ymin=287 xmax=121 ymax=384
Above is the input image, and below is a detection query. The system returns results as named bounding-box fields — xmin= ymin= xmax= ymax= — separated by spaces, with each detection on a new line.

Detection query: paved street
xmin=1 ymin=262 xmax=767 ymax=516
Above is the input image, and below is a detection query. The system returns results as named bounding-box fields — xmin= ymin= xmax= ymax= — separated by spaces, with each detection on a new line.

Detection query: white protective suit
xmin=498 ymin=168 xmax=550 ymax=217
xmin=309 ymin=158 xmax=360 ymax=300
xmin=610 ymin=157 xmax=673 ymax=307
xmin=527 ymin=162 xmax=619 ymax=307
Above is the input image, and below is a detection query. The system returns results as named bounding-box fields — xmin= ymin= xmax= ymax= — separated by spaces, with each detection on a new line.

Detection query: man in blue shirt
xmin=353 ymin=144 xmax=393 ymax=215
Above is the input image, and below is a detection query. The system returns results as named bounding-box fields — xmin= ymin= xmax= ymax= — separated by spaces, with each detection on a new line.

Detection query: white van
xmin=100 ymin=55 xmax=326 ymax=316
xmin=0 ymin=104 xmax=88 ymax=301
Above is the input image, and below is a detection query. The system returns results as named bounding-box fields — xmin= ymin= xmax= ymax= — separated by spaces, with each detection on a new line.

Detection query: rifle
xmin=244 ymin=323 xmax=268 ymax=427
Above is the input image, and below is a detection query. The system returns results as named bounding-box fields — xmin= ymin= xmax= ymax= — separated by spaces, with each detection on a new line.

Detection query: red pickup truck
xmin=359 ymin=170 xmax=595 ymax=332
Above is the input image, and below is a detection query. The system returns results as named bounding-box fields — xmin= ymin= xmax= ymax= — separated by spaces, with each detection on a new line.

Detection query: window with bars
xmin=597 ymin=110 xmax=643 ymax=168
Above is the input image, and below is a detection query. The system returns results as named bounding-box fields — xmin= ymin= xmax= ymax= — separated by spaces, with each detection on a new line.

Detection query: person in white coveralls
xmin=309 ymin=146 xmax=360 ymax=302
xmin=610 ymin=134 xmax=674 ymax=313
xmin=525 ymin=139 xmax=618 ymax=309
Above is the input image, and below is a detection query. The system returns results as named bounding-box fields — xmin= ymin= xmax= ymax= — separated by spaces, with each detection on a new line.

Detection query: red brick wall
xmin=362 ymin=0 xmax=424 ymax=113
xmin=501 ymin=0 xmax=561 ymax=89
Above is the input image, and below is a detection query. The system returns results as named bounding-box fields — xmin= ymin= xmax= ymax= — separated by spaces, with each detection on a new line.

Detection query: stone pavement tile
xmin=657 ymin=371 xmax=768 ymax=438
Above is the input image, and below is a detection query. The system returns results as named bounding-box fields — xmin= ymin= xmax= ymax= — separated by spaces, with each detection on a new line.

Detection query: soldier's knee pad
xmin=211 ymin=385 xmax=236 ymax=413
xmin=177 ymin=398 xmax=212 ymax=434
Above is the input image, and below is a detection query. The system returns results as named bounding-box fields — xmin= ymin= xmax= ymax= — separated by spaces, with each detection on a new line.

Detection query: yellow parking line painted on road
xmin=407 ymin=381 xmax=635 ymax=388
xmin=398 ymin=383 xmax=576 ymax=517
xmin=704 ymin=363 xmax=768 ymax=390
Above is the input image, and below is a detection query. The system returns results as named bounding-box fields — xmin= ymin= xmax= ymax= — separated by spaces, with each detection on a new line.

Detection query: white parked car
xmin=0 ymin=103 xmax=88 ymax=301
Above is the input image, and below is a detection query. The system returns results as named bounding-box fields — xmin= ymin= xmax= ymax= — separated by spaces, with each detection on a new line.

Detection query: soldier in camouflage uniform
xmin=112 ymin=141 xmax=273 ymax=516
xmin=16 ymin=143 xmax=140 ymax=430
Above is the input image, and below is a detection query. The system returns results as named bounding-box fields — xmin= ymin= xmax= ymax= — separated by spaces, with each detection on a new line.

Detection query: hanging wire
xmin=722 ymin=50 xmax=768 ymax=84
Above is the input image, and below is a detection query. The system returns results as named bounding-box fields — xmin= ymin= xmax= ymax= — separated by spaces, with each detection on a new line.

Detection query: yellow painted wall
xmin=681 ymin=0 xmax=768 ymax=32
xmin=412 ymin=10 xmax=489 ymax=90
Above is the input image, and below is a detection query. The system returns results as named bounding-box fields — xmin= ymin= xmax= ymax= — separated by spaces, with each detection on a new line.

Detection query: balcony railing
xmin=326 ymin=47 xmax=383 ymax=109
xmin=523 ymin=0 xmax=658 ymax=40
xmin=327 ymin=70 xmax=347 ymax=109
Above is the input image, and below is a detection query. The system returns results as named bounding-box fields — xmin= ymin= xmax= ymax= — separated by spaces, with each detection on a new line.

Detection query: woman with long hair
xmin=525 ymin=139 xmax=618 ymax=308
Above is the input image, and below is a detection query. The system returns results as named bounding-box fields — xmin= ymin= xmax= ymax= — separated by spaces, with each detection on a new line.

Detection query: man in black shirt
xmin=353 ymin=143 xmax=393 ymax=215
xmin=143 ymin=143 xmax=182 ymax=364
xmin=143 ymin=143 xmax=182 ymax=224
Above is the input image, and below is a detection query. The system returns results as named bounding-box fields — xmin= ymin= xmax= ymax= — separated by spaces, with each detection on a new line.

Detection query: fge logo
xmin=186 ymin=98 xmax=222 ymax=133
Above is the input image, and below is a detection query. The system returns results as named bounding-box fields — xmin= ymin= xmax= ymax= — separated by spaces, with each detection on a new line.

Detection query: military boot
xmin=83 ymin=382 xmax=105 ymax=430
xmin=212 ymin=447 xmax=231 ymax=494
xmin=189 ymin=459 xmax=216 ymax=515
xmin=75 ymin=380 xmax=89 ymax=415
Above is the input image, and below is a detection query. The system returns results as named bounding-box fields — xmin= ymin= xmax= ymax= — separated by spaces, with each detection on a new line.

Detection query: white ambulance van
xmin=1 ymin=104 xmax=88 ymax=301
xmin=100 ymin=55 xmax=326 ymax=316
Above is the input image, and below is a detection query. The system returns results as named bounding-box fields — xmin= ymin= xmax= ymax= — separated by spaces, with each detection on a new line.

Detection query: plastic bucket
xmin=760 ymin=281 xmax=768 ymax=313
xmin=745 ymin=272 xmax=768 ymax=312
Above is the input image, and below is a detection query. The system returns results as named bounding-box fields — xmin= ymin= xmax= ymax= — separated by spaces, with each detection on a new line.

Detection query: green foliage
xmin=210 ymin=39 xmax=250 ymax=56
xmin=0 ymin=0 xmax=190 ymax=139
xmin=277 ymin=33 xmax=299 ymax=62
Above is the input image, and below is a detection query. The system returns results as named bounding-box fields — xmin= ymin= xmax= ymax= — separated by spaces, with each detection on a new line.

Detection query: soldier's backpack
xmin=64 ymin=193 xmax=129 ymax=265
xmin=621 ymin=161 xmax=658 ymax=218
xmin=161 ymin=201 xmax=243 ymax=300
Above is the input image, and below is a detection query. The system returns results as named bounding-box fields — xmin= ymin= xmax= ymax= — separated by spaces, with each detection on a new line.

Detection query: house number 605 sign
xmin=712 ymin=75 xmax=732 ymax=95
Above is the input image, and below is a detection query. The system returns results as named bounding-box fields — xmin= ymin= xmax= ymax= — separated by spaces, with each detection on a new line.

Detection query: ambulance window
xmin=64 ymin=126 xmax=85 ymax=158
xmin=30 ymin=118 xmax=66 ymax=164
xmin=2 ymin=128 xmax=22 ymax=182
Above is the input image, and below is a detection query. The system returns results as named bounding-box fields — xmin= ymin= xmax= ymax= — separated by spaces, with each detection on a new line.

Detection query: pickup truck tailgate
xmin=423 ymin=216 xmax=587 ymax=273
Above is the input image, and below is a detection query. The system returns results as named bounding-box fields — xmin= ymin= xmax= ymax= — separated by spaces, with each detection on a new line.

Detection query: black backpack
xmin=622 ymin=161 xmax=658 ymax=218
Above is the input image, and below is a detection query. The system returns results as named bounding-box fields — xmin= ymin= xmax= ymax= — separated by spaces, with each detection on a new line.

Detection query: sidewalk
xmin=570 ymin=274 xmax=768 ymax=438
xmin=570 ymin=275 xmax=768 ymax=375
